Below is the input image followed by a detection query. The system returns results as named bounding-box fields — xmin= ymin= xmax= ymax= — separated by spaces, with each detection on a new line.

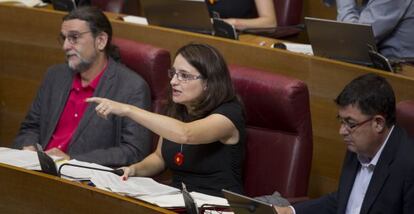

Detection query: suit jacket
xmin=13 ymin=58 xmax=152 ymax=167
xmin=294 ymin=125 xmax=414 ymax=214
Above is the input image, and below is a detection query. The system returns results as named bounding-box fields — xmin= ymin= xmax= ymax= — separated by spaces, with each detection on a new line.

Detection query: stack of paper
xmin=0 ymin=0 xmax=44 ymax=7
xmin=0 ymin=147 xmax=230 ymax=209
xmin=284 ymin=43 xmax=314 ymax=55
xmin=89 ymin=170 xmax=229 ymax=208
xmin=0 ymin=147 xmax=62 ymax=170
xmin=0 ymin=147 xmax=40 ymax=168
xmin=90 ymin=171 xmax=180 ymax=196
xmin=122 ymin=16 xmax=148 ymax=25
xmin=137 ymin=191 xmax=229 ymax=208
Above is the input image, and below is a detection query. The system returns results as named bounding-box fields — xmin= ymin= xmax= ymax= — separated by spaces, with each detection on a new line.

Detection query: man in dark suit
xmin=276 ymin=73 xmax=414 ymax=213
xmin=13 ymin=7 xmax=152 ymax=167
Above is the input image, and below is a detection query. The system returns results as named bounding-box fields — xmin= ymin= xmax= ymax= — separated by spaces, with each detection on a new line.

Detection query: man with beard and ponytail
xmin=12 ymin=7 xmax=151 ymax=167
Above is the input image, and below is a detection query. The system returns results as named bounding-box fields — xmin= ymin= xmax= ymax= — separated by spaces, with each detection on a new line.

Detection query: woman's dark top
xmin=161 ymin=100 xmax=246 ymax=197
xmin=206 ymin=0 xmax=255 ymax=19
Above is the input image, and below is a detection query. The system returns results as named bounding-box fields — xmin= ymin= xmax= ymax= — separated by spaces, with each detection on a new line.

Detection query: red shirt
xmin=46 ymin=65 xmax=107 ymax=152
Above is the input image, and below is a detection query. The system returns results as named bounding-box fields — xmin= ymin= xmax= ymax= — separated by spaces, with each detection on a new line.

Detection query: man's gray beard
xmin=67 ymin=54 xmax=96 ymax=74
xmin=71 ymin=60 xmax=93 ymax=74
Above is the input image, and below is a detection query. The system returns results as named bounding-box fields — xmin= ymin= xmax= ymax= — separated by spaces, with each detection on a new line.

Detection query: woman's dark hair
xmin=62 ymin=6 xmax=120 ymax=60
xmin=335 ymin=73 xmax=396 ymax=127
xmin=165 ymin=43 xmax=237 ymax=121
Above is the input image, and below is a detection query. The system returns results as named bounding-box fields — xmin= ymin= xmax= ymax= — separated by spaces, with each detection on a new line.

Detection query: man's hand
xmin=274 ymin=206 xmax=294 ymax=214
xmin=46 ymin=148 xmax=70 ymax=160
xmin=22 ymin=145 xmax=36 ymax=151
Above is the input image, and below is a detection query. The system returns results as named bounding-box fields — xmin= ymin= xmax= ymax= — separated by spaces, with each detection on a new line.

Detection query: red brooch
xmin=174 ymin=152 xmax=184 ymax=166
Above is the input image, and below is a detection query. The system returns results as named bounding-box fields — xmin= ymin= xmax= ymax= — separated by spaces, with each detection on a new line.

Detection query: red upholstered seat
xmin=229 ymin=65 xmax=312 ymax=199
xmin=90 ymin=0 xmax=124 ymax=13
xmin=112 ymin=37 xmax=170 ymax=152
xmin=396 ymin=100 xmax=414 ymax=137
xmin=249 ymin=0 xmax=304 ymax=38
xmin=271 ymin=0 xmax=304 ymax=38
xmin=274 ymin=0 xmax=303 ymax=28
xmin=112 ymin=38 xmax=170 ymax=114
xmin=112 ymin=38 xmax=172 ymax=180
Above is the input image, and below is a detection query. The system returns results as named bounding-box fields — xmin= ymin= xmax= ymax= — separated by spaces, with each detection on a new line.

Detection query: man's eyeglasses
xmin=168 ymin=68 xmax=203 ymax=82
xmin=337 ymin=116 xmax=373 ymax=132
xmin=58 ymin=31 xmax=91 ymax=45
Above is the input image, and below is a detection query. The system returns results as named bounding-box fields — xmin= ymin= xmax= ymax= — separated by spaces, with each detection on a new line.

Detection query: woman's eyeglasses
xmin=168 ymin=68 xmax=203 ymax=82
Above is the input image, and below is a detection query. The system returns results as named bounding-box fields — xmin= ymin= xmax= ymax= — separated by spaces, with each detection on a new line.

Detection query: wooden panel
xmin=303 ymin=0 xmax=337 ymax=20
xmin=0 ymin=163 xmax=174 ymax=213
xmin=1 ymin=5 xmax=414 ymax=198
xmin=0 ymin=40 xmax=63 ymax=145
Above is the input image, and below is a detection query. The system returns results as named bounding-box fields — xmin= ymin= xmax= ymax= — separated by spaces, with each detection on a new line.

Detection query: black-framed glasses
xmin=58 ymin=31 xmax=91 ymax=45
xmin=168 ymin=68 xmax=203 ymax=82
xmin=337 ymin=116 xmax=373 ymax=132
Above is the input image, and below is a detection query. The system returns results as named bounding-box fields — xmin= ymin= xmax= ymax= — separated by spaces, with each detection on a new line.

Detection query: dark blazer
xmin=294 ymin=125 xmax=414 ymax=214
xmin=13 ymin=58 xmax=152 ymax=167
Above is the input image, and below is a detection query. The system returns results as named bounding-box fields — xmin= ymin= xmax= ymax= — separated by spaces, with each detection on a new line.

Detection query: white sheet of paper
xmin=0 ymin=0 xmax=42 ymax=7
xmin=123 ymin=16 xmax=148 ymax=25
xmin=90 ymin=171 xmax=180 ymax=196
xmin=0 ymin=147 xmax=62 ymax=169
xmin=137 ymin=191 xmax=229 ymax=208
xmin=0 ymin=148 xmax=39 ymax=168
xmin=284 ymin=43 xmax=314 ymax=55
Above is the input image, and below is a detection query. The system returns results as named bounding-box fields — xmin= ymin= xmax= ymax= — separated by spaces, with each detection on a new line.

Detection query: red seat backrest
xmin=229 ymin=65 xmax=312 ymax=198
xmin=90 ymin=0 xmax=124 ymax=13
xmin=396 ymin=100 xmax=414 ymax=137
xmin=112 ymin=38 xmax=170 ymax=149
xmin=112 ymin=38 xmax=170 ymax=114
xmin=273 ymin=0 xmax=303 ymax=27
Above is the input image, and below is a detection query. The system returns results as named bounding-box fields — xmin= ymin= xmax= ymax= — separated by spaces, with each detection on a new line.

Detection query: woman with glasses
xmin=87 ymin=43 xmax=245 ymax=197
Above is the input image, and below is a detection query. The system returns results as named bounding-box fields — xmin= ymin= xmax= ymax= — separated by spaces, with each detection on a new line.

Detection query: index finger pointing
xmin=85 ymin=97 xmax=103 ymax=103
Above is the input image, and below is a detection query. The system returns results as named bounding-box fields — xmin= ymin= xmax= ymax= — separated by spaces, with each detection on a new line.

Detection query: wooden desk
xmin=0 ymin=163 xmax=174 ymax=213
xmin=1 ymin=4 xmax=414 ymax=198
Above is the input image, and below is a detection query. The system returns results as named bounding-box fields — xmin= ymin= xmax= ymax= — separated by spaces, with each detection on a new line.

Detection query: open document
xmin=122 ymin=16 xmax=148 ymax=25
xmin=0 ymin=147 xmax=62 ymax=170
xmin=137 ymin=191 xmax=229 ymax=208
xmin=283 ymin=43 xmax=314 ymax=55
xmin=89 ymin=171 xmax=228 ymax=208
xmin=90 ymin=171 xmax=180 ymax=197
xmin=0 ymin=148 xmax=230 ymax=209
xmin=0 ymin=0 xmax=43 ymax=7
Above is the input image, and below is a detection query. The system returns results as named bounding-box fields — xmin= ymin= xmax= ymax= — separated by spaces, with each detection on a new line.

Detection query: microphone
xmin=58 ymin=163 xmax=124 ymax=177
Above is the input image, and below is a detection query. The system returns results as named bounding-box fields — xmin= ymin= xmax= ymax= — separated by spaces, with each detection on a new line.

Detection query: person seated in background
xmin=275 ymin=73 xmax=414 ymax=214
xmin=13 ymin=7 xmax=152 ymax=167
xmin=336 ymin=0 xmax=414 ymax=59
xmin=207 ymin=0 xmax=277 ymax=30
xmin=86 ymin=43 xmax=246 ymax=197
